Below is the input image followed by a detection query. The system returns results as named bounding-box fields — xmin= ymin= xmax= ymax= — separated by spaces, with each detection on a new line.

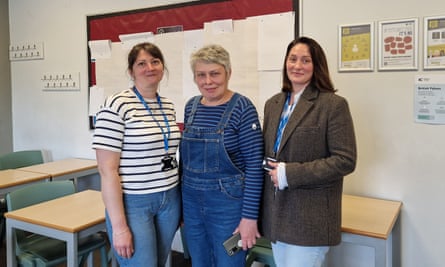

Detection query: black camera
xmin=262 ymin=157 xmax=277 ymax=171
xmin=161 ymin=156 xmax=177 ymax=172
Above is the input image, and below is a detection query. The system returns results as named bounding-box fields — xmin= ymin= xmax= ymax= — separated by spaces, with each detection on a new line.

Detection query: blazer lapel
xmin=276 ymin=86 xmax=318 ymax=156
xmin=265 ymin=93 xmax=286 ymax=155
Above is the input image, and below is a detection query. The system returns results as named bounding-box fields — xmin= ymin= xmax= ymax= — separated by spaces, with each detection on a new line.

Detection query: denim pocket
xmin=182 ymin=137 xmax=220 ymax=173
xmin=219 ymin=177 xmax=244 ymax=200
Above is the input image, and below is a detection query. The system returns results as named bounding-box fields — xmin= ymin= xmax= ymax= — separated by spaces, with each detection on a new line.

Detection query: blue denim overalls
xmin=181 ymin=93 xmax=247 ymax=267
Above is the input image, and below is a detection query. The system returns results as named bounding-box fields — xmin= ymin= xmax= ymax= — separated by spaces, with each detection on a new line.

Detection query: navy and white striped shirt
xmin=92 ymin=89 xmax=181 ymax=194
xmin=184 ymin=95 xmax=264 ymax=219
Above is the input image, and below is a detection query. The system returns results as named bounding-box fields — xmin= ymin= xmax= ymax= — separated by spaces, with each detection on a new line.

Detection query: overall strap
xmin=185 ymin=96 xmax=202 ymax=126
xmin=217 ymin=93 xmax=241 ymax=130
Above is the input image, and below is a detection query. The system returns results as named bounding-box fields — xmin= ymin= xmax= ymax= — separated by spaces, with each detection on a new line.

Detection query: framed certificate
xmin=378 ymin=18 xmax=418 ymax=71
xmin=338 ymin=23 xmax=374 ymax=72
xmin=424 ymin=15 xmax=445 ymax=70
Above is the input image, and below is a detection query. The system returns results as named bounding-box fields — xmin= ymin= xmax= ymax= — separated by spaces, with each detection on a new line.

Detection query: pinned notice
xmin=88 ymin=40 xmax=112 ymax=60
xmin=118 ymin=32 xmax=154 ymax=50
xmin=414 ymin=74 xmax=445 ymax=124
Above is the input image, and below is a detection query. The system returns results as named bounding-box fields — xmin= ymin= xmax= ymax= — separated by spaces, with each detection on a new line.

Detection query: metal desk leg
xmin=6 ymin=218 xmax=16 ymax=267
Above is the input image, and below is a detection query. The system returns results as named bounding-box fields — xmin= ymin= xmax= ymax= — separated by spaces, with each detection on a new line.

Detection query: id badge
xmin=161 ymin=155 xmax=177 ymax=171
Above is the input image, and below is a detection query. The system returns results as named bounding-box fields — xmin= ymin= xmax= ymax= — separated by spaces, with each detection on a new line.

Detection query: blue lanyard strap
xmin=273 ymin=93 xmax=297 ymax=153
xmin=132 ymin=87 xmax=171 ymax=152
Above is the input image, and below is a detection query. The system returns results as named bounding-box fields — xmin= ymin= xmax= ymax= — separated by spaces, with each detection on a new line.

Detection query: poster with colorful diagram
xmin=378 ymin=18 xmax=418 ymax=70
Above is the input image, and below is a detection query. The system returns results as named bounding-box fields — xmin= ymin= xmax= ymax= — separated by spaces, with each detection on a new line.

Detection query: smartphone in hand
xmin=223 ymin=232 xmax=242 ymax=256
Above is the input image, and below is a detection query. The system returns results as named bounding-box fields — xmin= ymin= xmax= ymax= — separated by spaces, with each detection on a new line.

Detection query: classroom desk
xmin=5 ymin=190 xmax=106 ymax=267
xmin=335 ymin=194 xmax=403 ymax=267
xmin=18 ymin=158 xmax=98 ymax=183
xmin=0 ymin=169 xmax=51 ymax=195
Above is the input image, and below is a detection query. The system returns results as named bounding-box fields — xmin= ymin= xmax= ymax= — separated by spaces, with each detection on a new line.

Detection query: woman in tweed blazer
xmin=260 ymin=37 xmax=357 ymax=267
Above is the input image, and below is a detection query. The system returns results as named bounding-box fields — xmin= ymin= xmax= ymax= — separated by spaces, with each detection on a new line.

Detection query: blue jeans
xmin=271 ymin=241 xmax=330 ymax=267
xmin=182 ymin=176 xmax=247 ymax=267
xmin=106 ymin=186 xmax=181 ymax=267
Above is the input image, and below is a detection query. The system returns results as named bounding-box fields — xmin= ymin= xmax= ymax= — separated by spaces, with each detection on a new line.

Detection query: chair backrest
xmin=6 ymin=180 xmax=76 ymax=259
xmin=6 ymin=180 xmax=76 ymax=249
xmin=6 ymin=180 xmax=75 ymax=211
xmin=0 ymin=150 xmax=45 ymax=170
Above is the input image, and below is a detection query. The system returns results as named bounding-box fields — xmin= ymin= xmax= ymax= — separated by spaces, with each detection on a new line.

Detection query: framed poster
xmin=338 ymin=22 xmax=374 ymax=72
xmin=378 ymin=18 xmax=418 ymax=71
xmin=424 ymin=15 xmax=445 ymax=70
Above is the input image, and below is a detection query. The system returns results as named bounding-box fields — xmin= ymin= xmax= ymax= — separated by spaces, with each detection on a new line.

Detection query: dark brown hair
xmin=281 ymin=37 xmax=336 ymax=93
xmin=127 ymin=42 xmax=166 ymax=73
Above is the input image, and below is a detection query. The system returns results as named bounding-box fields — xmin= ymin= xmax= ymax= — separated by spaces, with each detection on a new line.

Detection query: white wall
xmin=9 ymin=0 xmax=195 ymax=160
xmin=301 ymin=0 xmax=444 ymax=266
xmin=9 ymin=0 xmax=445 ymax=266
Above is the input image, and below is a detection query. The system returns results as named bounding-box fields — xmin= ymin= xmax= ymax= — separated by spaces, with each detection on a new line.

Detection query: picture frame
xmin=378 ymin=18 xmax=418 ymax=71
xmin=338 ymin=22 xmax=374 ymax=72
xmin=424 ymin=15 xmax=445 ymax=70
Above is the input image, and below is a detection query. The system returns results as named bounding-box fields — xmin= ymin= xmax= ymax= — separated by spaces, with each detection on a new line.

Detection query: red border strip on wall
xmin=87 ymin=0 xmax=296 ymax=88
xmin=87 ymin=0 xmax=297 ymax=129
xmin=88 ymin=0 xmax=294 ymax=41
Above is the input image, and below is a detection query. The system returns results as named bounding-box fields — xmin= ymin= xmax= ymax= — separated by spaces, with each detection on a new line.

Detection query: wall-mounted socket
xmin=42 ymin=72 xmax=80 ymax=91
xmin=10 ymin=42 xmax=44 ymax=61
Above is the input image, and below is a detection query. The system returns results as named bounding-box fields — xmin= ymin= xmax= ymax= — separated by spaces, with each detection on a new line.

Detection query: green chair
xmin=0 ymin=150 xmax=45 ymax=170
xmin=0 ymin=150 xmax=47 ymax=247
xmin=245 ymin=237 xmax=276 ymax=267
xmin=6 ymin=180 xmax=108 ymax=267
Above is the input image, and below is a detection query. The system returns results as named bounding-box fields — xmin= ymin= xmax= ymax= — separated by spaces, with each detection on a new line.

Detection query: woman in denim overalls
xmin=181 ymin=44 xmax=264 ymax=267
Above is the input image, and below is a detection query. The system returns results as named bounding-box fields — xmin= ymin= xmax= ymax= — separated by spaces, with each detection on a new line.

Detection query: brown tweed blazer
xmin=260 ymin=85 xmax=357 ymax=246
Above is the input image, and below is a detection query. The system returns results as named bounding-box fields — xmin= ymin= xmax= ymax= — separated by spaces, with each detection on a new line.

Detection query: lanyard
xmin=273 ymin=93 xmax=297 ymax=153
xmin=132 ymin=87 xmax=171 ymax=153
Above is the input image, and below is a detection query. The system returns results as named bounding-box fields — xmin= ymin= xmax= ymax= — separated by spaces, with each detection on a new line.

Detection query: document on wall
xmin=414 ymin=74 xmax=445 ymax=124
xmin=118 ymin=32 xmax=154 ymax=50
xmin=88 ymin=40 xmax=112 ymax=60
xmin=257 ymin=11 xmax=295 ymax=71
xmin=89 ymin=85 xmax=105 ymax=116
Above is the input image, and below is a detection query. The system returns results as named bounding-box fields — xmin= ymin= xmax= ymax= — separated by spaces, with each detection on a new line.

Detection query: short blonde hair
xmin=190 ymin=44 xmax=231 ymax=74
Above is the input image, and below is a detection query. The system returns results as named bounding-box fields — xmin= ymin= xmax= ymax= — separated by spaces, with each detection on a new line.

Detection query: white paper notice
xmin=257 ymin=12 xmax=294 ymax=71
xmin=89 ymin=85 xmax=105 ymax=116
xmin=210 ymin=19 xmax=234 ymax=34
xmin=118 ymin=32 xmax=155 ymax=50
xmin=414 ymin=74 xmax=445 ymax=124
xmin=88 ymin=40 xmax=112 ymax=60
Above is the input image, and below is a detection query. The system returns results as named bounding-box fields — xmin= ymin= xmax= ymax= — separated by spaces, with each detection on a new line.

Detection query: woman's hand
xmin=234 ymin=218 xmax=261 ymax=250
xmin=268 ymin=161 xmax=280 ymax=187
xmin=113 ymin=227 xmax=134 ymax=258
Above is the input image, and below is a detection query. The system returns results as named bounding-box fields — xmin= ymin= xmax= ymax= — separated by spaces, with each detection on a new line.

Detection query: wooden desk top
xmin=18 ymin=158 xmax=97 ymax=177
xmin=5 ymin=190 xmax=104 ymax=233
xmin=0 ymin=169 xmax=51 ymax=189
xmin=342 ymin=194 xmax=402 ymax=239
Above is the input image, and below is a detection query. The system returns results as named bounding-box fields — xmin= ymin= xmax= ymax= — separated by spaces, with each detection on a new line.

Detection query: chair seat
xmin=245 ymin=237 xmax=276 ymax=267
xmin=255 ymin=237 xmax=272 ymax=248
xmin=20 ymin=233 xmax=106 ymax=264
xmin=6 ymin=181 xmax=109 ymax=267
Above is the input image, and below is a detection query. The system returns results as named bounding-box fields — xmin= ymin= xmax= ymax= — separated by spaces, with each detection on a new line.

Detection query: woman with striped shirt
xmin=92 ymin=42 xmax=181 ymax=267
xmin=180 ymin=44 xmax=264 ymax=267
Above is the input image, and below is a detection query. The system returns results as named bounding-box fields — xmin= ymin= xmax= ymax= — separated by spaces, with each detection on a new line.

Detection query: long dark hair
xmin=281 ymin=37 xmax=336 ymax=93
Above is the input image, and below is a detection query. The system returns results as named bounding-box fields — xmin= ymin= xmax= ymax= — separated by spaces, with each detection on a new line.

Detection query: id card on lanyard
xmin=273 ymin=93 xmax=298 ymax=154
xmin=132 ymin=87 xmax=177 ymax=171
